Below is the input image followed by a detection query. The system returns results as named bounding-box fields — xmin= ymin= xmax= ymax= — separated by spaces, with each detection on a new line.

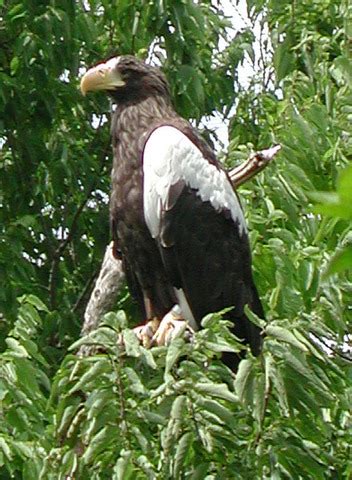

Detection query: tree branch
xmin=80 ymin=145 xmax=280 ymax=339
xmin=81 ymin=242 xmax=125 ymax=336
xmin=229 ymin=145 xmax=281 ymax=187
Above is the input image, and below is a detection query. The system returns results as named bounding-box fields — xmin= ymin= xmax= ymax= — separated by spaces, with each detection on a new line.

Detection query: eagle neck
xmin=112 ymin=95 xmax=176 ymax=140
xmin=110 ymin=94 xmax=178 ymax=227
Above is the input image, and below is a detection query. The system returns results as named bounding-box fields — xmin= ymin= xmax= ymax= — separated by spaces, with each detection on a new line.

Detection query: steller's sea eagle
xmin=80 ymin=55 xmax=264 ymax=370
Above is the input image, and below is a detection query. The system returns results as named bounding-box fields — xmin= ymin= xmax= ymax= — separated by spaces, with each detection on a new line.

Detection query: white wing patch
xmin=143 ymin=125 xmax=246 ymax=239
xmin=174 ymin=288 xmax=198 ymax=331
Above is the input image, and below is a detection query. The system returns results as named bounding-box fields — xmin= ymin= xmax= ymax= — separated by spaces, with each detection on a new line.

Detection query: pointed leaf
xmin=195 ymin=382 xmax=238 ymax=403
xmin=196 ymin=397 xmax=235 ymax=427
xmin=234 ymin=358 xmax=254 ymax=403
xmin=171 ymin=395 xmax=187 ymax=420
xmin=266 ymin=326 xmax=308 ymax=352
xmin=174 ymin=432 xmax=193 ymax=479
xmin=68 ymin=358 xmax=110 ymax=394
xmin=165 ymin=338 xmax=184 ymax=374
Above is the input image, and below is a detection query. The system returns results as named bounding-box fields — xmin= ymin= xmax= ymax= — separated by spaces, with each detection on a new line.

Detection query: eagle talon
xmin=152 ymin=305 xmax=194 ymax=347
xmin=132 ymin=317 xmax=160 ymax=348
xmin=131 ymin=306 xmax=194 ymax=348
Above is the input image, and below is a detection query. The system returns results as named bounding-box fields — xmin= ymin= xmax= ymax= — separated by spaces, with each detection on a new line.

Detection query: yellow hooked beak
xmin=80 ymin=57 xmax=125 ymax=95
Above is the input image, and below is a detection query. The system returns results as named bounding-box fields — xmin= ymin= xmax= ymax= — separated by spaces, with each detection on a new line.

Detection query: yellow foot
xmin=132 ymin=306 xmax=194 ymax=348
xmin=132 ymin=317 xmax=160 ymax=348
xmin=152 ymin=306 xmax=194 ymax=346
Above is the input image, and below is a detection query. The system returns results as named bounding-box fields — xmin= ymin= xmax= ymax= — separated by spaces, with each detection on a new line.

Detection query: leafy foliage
xmin=0 ymin=0 xmax=351 ymax=478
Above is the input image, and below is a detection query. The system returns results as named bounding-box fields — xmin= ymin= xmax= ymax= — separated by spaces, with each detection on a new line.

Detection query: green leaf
xmin=123 ymin=329 xmax=143 ymax=357
xmin=69 ymin=326 xmax=119 ymax=351
xmin=266 ymin=326 xmax=309 ymax=352
xmin=113 ymin=450 xmax=134 ymax=480
xmin=332 ymin=56 xmax=352 ymax=88
xmin=124 ymin=367 xmax=147 ymax=395
xmin=253 ymin=373 xmax=265 ymax=426
xmin=61 ymin=450 xmax=78 ymax=478
xmin=5 ymin=338 xmax=29 ymax=357
xmin=163 ymin=416 xmax=180 ymax=455
xmin=18 ymin=294 xmax=49 ymax=313
xmin=311 ymin=165 xmax=352 ymax=220
xmin=0 ymin=437 xmax=12 ymax=461
xmin=190 ymin=463 xmax=211 ymax=480
xmin=234 ymin=358 xmax=254 ymax=404
xmin=244 ymin=305 xmax=266 ymax=328
xmin=325 ymin=245 xmax=352 ymax=276
xmin=56 ymin=402 xmax=82 ymax=437
xmin=195 ymin=382 xmax=238 ymax=403
xmin=338 ymin=164 xmax=352 ymax=201
xmin=102 ymin=310 xmax=128 ymax=329
xmin=196 ymin=397 xmax=235 ymax=427
xmin=273 ymin=36 xmax=295 ymax=82
xmin=270 ymin=365 xmax=289 ymax=414
xmin=165 ymin=338 xmax=184 ymax=375
xmin=171 ymin=395 xmax=187 ymax=420
xmin=141 ymin=410 xmax=167 ymax=425
xmin=140 ymin=346 xmax=157 ymax=369
xmin=7 ymin=4 xmax=26 ymax=22
xmin=82 ymin=425 xmax=117 ymax=465
xmin=174 ymin=432 xmax=193 ymax=479
xmin=68 ymin=358 xmax=110 ymax=394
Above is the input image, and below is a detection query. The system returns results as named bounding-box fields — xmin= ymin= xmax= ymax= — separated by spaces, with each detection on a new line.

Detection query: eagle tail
xmin=223 ymin=282 xmax=264 ymax=371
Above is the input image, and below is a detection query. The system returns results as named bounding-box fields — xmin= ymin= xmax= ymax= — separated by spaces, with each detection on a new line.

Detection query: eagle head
xmin=80 ymin=55 xmax=170 ymax=103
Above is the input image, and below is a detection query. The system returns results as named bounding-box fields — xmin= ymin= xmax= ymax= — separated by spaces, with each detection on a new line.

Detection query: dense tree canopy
xmin=0 ymin=0 xmax=351 ymax=478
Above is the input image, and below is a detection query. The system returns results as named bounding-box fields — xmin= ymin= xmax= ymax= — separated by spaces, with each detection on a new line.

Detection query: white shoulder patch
xmin=143 ymin=126 xmax=246 ymax=238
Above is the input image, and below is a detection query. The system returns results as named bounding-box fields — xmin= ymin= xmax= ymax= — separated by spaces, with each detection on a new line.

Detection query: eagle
xmin=80 ymin=55 xmax=264 ymax=370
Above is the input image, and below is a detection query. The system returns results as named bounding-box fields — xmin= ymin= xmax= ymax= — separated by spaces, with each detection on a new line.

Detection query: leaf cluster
xmin=1 ymin=301 xmax=350 ymax=479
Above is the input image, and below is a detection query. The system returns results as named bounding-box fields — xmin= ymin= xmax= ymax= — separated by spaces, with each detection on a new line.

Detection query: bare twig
xmin=311 ymin=334 xmax=352 ymax=363
xmin=80 ymin=145 xmax=280 ymax=339
xmin=229 ymin=144 xmax=281 ymax=187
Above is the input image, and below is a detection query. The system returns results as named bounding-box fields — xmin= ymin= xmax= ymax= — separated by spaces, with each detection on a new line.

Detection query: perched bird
xmin=80 ymin=55 xmax=264 ymax=369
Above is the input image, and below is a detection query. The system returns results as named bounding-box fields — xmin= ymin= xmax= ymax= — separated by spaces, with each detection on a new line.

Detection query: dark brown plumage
xmin=81 ymin=55 xmax=264 ymax=370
